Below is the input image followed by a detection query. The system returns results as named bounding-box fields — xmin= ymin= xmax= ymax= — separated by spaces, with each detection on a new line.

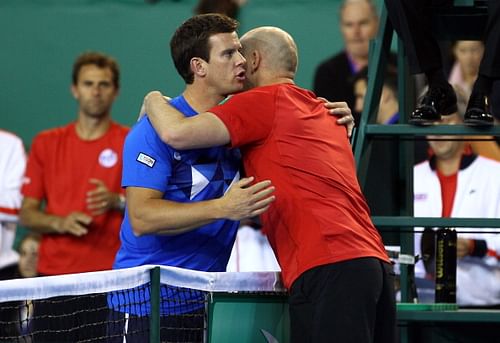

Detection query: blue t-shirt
xmin=111 ymin=96 xmax=241 ymax=315
xmin=114 ymin=95 xmax=241 ymax=272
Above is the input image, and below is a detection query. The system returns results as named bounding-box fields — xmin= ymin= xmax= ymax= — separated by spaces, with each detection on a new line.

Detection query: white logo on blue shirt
xmin=137 ymin=152 xmax=156 ymax=168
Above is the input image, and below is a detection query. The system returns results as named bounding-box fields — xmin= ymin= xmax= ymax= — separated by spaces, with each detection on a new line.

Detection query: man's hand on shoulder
xmin=137 ymin=91 xmax=171 ymax=121
xmin=318 ymin=98 xmax=355 ymax=138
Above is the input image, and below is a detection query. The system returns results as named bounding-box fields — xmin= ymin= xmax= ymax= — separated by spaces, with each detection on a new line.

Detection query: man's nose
xmin=236 ymin=51 xmax=246 ymax=65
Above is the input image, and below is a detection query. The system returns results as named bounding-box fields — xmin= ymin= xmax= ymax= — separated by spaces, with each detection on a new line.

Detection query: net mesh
xmin=0 ymin=265 xmax=284 ymax=343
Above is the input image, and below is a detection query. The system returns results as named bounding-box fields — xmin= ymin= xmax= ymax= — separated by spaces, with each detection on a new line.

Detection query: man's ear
xmin=190 ymin=57 xmax=207 ymax=77
xmin=250 ymin=50 xmax=260 ymax=73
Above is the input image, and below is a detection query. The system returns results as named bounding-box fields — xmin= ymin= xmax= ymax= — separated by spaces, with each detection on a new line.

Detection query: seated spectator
xmin=352 ymin=66 xmax=402 ymax=218
xmin=16 ymin=233 xmax=40 ymax=279
xmin=448 ymin=40 xmax=499 ymax=160
xmin=353 ymin=65 xmax=399 ymax=124
xmin=414 ymin=113 xmax=500 ymax=307
xmin=0 ymin=233 xmax=40 ymax=339
xmin=313 ymin=0 xmax=396 ymax=124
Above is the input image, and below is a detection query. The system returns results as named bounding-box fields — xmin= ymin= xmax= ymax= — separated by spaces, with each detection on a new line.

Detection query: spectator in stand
xmin=313 ymin=0 xmax=392 ymax=124
xmin=353 ymin=65 xmax=399 ymax=125
xmin=414 ymin=113 xmax=500 ymax=309
xmin=0 ymin=130 xmax=26 ymax=281
xmin=448 ymin=40 xmax=499 ymax=160
xmin=0 ymin=233 xmax=40 ymax=339
xmin=352 ymin=66 xmax=401 ymax=219
xmin=16 ymin=233 xmax=40 ymax=279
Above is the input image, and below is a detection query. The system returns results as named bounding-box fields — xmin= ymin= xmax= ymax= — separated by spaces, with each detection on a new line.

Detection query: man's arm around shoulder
xmin=144 ymin=91 xmax=230 ymax=150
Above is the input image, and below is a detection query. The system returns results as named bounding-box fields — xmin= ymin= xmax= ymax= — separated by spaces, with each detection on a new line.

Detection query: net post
xmin=150 ymin=266 xmax=160 ymax=343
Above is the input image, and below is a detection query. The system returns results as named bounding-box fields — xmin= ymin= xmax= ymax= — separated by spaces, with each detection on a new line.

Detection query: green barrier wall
xmin=1 ymin=0 xmax=383 ymax=147
xmin=208 ymin=293 xmax=289 ymax=343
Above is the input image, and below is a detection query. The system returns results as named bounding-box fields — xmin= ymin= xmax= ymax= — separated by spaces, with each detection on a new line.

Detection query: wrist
xmin=211 ymin=197 xmax=226 ymax=221
xmin=50 ymin=216 xmax=63 ymax=234
xmin=116 ymin=194 xmax=126 ymax=211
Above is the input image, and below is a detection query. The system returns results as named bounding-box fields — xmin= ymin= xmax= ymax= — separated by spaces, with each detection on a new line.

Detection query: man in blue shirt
xmin=109 ymin=14 xmax=275 ymax=342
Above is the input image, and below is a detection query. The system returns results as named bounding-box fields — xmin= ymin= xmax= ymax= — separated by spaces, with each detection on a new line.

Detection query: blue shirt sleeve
xmin=122 ymin=117 xmax=172 ymax=192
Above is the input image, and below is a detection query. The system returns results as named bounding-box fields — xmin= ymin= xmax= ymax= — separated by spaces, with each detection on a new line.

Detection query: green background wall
xmin=1 ymin=0 xmax=383 ymax=147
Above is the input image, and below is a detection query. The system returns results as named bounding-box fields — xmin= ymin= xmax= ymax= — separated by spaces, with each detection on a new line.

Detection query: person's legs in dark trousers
xmin=465 ymin=0 xmax=500 ymax=125
xmin=384 ymin=0 xmax=450 ymax=75
xmin=384 ymin=0 xmax=457 ymax=124
xmin=289 ymin=258 xmax=396 ymax=343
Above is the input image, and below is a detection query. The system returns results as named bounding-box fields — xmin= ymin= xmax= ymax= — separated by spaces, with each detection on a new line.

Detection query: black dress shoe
xmin=409 ymin=85 xmax=457 ymax=125
xmin=464 ymin=92 xmax=494 ymax=127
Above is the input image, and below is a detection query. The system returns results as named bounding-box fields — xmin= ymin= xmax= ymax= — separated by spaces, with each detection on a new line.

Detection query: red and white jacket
xmin=0 ymin=130 xmax=26 ymax=270
xmin=414 ymin=154 xmax=500 ymax=306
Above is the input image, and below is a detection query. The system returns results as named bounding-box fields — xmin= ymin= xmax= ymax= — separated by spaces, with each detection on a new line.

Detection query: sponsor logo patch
xmin=137 ymin=153 xmax=156 ymax=168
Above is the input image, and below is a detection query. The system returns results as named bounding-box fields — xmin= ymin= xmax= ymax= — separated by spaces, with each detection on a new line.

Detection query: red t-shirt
xmin=22 ymin=122 xmax=129 ymax=275
xmin=211 ymin=84 xmax=389 ymax=288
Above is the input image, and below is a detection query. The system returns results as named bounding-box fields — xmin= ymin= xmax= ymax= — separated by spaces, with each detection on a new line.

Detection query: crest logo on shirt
xmin=98 ymin=148 xmax=118 ymax=168
xmin=137 ymin=152 xmax=156 ymax=168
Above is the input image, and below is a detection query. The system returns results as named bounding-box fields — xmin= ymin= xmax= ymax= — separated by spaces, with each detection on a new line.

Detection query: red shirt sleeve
xmin=210 ymin=88 xmax=275 ymax=148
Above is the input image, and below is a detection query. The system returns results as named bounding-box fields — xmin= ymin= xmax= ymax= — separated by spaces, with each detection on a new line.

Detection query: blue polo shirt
xmin=112 ymin=95 xmax=241 ymax=315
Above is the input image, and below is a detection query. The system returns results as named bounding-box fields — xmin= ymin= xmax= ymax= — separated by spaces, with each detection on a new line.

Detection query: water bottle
xmin=435 ymin=228 xmax=457 ymax=303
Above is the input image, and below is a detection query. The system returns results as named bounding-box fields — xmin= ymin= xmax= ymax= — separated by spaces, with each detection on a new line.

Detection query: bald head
xmin=340 ymin=0 xmax=377 ymax=19
xmin=241 ymin=26 xmax=298 ymax=78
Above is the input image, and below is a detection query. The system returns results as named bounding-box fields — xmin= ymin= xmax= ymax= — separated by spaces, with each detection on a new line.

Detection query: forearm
xmin=19 ymin=207 xmax=61 ymax=234
xmin=127 ymin=178 xmax=274 ymax=236
xmin=129 ymin=197 xmax=226 ymax=236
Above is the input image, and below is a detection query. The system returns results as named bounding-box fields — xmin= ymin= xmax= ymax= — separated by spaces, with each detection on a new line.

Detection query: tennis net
xmin=0 ymin=265 xmax=285 ymax=343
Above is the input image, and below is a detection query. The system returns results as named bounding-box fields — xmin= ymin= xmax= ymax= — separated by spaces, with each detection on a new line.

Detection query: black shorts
xmin=289 ymin=257 xmax=396 ymax=343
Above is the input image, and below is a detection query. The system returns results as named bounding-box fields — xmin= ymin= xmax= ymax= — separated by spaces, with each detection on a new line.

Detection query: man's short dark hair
xmin=72 ymin=51 xmax=120 ymax=89
xmin=170 ymin=13 xmax=239 ymax=84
